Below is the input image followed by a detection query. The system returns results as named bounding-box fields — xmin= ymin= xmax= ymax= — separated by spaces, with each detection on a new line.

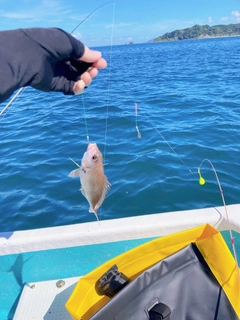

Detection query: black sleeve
xmin=0 ymin=28 xmax=91 ymax=103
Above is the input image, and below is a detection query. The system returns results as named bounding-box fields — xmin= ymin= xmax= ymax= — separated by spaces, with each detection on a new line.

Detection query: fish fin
xmin=95 ymin=175 xmax=111 ymax=211
xmin=69 ymin=168 xmax=81 ymax=178
xmin=89 ymin=207 xmax=100 ymax=223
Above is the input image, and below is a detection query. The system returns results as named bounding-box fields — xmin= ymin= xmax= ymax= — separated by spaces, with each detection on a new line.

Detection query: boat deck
xmin=0 ymin=204 xmax=239 ymax=319
xmin=13 ymin=277 xmax=79 ymax=320
xmin=0 ymin=237 xmax=152 ymax=320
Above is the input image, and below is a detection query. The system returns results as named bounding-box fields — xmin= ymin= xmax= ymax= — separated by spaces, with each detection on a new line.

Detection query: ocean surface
xmin=0 ymin=37 xmax=240 ymax=233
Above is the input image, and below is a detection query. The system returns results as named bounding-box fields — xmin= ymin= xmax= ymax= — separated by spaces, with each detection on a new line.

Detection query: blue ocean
xmin=0 ymin=36 xmax=240 ymax=233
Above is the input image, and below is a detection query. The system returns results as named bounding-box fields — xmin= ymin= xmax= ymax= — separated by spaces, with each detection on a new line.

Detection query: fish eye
xmin=92 ymin=154 xmax=98 ymax=162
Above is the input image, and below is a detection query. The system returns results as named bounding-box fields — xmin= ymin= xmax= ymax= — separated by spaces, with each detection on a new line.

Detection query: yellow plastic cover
xmin=66 ymin=224 xmax=240 ymax=319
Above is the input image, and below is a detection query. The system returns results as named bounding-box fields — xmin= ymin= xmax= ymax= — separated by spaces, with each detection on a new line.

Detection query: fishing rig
xmin=72 ymin=1 xmax=115 ymax=165
xmin=135 ymin=102 xmax=239 ymax=271
xmin=0 ymin=2 xmax=115 ymax=224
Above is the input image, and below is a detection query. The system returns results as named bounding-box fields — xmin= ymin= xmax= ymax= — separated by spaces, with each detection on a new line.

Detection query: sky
xmin=0 ymin=0 xmax=239 ymax=47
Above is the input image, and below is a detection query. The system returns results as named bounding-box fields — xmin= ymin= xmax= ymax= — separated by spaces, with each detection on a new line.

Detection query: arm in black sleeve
xmin=0 ymin=28 xmax=92 ymax=103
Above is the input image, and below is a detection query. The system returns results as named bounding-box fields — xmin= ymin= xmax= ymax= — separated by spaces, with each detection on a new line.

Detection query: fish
xmin=69 ymin=143 xmax=110 ymax=221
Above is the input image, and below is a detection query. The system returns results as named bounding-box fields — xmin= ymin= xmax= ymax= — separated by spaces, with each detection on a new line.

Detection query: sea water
xmin=0 ymin=37 xmax=240 ymax=232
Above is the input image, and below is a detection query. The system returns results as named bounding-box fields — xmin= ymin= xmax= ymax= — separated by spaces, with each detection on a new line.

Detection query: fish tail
xmin=89 ymin=207 xmax=100 ymax=225
xmin=94 ymin=211 xmax=100 ymax=225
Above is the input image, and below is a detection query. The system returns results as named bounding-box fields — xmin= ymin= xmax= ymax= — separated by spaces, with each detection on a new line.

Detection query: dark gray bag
xmin=90 ymin=244 xmax=238 ymax=320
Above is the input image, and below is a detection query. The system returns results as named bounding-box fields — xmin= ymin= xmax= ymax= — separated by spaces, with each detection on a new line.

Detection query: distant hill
xmin=154 ymin=23 xmax=240 ymax=42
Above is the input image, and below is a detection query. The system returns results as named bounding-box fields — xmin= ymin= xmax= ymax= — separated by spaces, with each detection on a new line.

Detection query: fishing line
xmin=103 ymin=2 xmax=115 ymax=163
xmin=135 ymin=103 xmax=141 ymax=138
xmin=70 ymin=1 xmax=115 ymax=34
xmin=69 ymin=1 xmax=115 ymax=147
xmin=81 ymin=93 xmax=90 ymax=143
xmin=69 ymin=2 xmax=115 ymax=222
xmin=198 ymin=159 xmax=239 ymax=270
xmin=135 ymin=103 xmax=193 ymax=174
xmin=70 ymin=1 xmax=115 ymax=146
xmin=135 ymin=104 xmax=239 ymax=268
xmin=0 ymin=87 xmax=25 ymax=121
xmin=94 ymin=1 xmax=115 ymax=222
xmin=69 ymin=157 xmax=81 ymax=168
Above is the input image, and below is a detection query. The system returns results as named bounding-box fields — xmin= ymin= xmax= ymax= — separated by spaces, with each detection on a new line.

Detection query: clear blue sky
xmin=0 ymin=0 xmax=239 ymax=47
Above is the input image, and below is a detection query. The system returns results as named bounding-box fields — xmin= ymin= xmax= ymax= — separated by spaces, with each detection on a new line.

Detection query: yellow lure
xmin=198 ymin=168 xmax=205 ymax=185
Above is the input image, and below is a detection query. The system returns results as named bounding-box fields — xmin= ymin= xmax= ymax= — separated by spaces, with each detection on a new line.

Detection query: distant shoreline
xmin=153 ymin=34 xmax=240 ymax=43
xmin=154 ymin=23 xmax=240 ymax=42
xmin=91 ymin=35 xmax=240 ymax=48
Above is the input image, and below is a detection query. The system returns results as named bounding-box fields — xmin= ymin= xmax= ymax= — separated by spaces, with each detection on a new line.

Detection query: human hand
xmin=0 ymin=28 xmax=108 ymax=103
xmin=17 ymin=28 xmax=107 ymax=96
xmin=73 ymin=46 xmax=107 ymax=94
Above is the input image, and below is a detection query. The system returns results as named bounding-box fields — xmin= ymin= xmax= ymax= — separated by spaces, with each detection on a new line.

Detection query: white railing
xmin=0 ymin=204 xmax=239 ymax=256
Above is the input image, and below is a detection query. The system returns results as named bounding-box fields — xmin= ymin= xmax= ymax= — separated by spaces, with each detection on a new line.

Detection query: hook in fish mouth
xmin=69 ymin=157 xmax=90 ymax=173
xmin=81 ymin=162 xmax=90 ymax=173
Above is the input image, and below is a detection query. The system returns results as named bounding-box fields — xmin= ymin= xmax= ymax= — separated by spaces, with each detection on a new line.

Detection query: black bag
xmin=90 ymin=244 xmax=238 ymax=320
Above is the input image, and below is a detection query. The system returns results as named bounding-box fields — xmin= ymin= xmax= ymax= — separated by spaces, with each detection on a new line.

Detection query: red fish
xmin=69 ymin=143 xmax=110 ymax=221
